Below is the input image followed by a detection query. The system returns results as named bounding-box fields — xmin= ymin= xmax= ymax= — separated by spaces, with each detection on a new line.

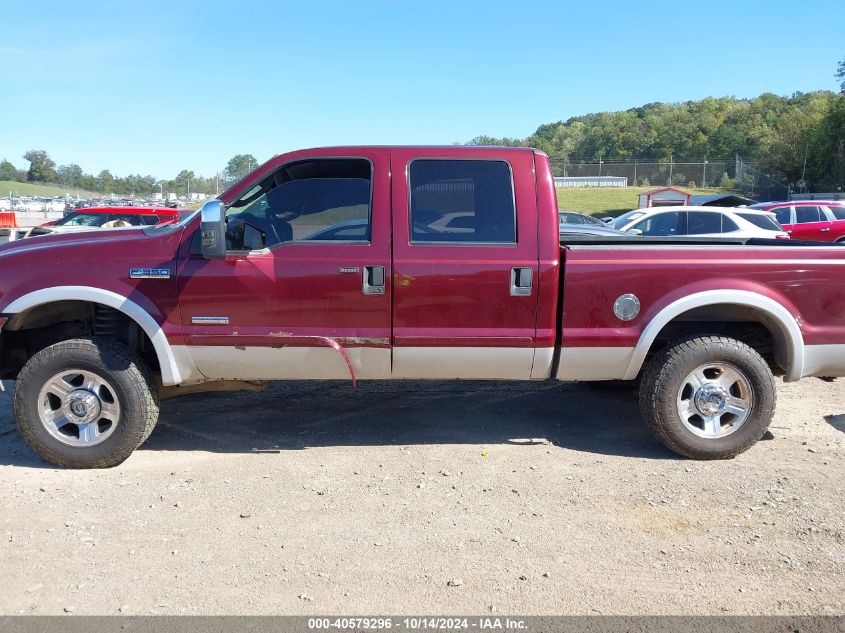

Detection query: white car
xmin=45 ymin=199 xmax=67 ymax=213
xmin=20 ymin=198 xmax=46 ymax=213
xmin=610 ymin=205 xmax=789 ymax=239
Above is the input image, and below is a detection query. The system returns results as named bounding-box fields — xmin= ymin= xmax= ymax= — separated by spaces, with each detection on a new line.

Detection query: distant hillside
xmin=469 ymin=91 xmax=845 ymax=192
xmin=0 ymin=181 xmax=96 ymax=198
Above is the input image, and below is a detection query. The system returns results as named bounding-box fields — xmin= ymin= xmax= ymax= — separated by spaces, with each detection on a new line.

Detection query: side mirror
xmin=200 ymin=200 xmax=226 ymax=259
xmin=627 ymin=228 xmax=643 ymax=236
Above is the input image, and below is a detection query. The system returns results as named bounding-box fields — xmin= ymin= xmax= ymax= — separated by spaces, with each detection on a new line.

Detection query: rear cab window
xmin=408 ymin=159 xmax=516 ymax=244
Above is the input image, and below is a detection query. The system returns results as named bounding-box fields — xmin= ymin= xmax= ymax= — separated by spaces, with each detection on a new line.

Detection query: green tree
xmin=96 ymin=170 xmax=114 ymax=193
xmin=57 ymin=164 xmax=84 ymax=188
xmin=224 ymin=154 xmax=257 ymax=183
xmin=173 ymin=170 xmax=195 ymax=196
xmin=0 ymin=159 xmax=18 ymax=181
xmin=23 ymin=150 xmax=57 ymax=182
xmin=836 ymin=57 xmax=845 ymax=94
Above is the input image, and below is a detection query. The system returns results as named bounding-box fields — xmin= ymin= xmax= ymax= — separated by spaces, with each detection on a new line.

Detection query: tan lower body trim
xmin=556 ymin=347 xmax=635 ymax=381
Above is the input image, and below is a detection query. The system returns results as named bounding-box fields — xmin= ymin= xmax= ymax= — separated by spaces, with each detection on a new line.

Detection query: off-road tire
xmin=639 ymin=335 xmax=777 ymax=459
xmin=13 ymin=338 xmax=159 ymax=468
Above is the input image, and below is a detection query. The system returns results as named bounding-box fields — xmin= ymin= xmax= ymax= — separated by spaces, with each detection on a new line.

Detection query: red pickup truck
xmin=1 ymin=146 xmax=844 ymax=468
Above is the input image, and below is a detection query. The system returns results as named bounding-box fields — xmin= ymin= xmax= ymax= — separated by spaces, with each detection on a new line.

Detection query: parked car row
xmin=562 ymin=200 xmax=845 ymax=243
xmin=0 ymin=196 xmax=68 ymax=213
xmin=0 ymin=195 xmax=188 ymax=215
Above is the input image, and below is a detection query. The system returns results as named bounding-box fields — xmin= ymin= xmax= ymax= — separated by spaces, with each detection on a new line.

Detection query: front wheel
xmin=639 ymin=335 xmax=777 ymax=459
xmin=13 ymin=338 xmax=159 ymax=468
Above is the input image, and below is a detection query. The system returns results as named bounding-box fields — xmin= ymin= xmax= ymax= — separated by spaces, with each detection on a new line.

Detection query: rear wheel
xmin=639 ymin=335 xmax=776 ymax=459
xmin=13 ymin=338 xmax=159 ymax=468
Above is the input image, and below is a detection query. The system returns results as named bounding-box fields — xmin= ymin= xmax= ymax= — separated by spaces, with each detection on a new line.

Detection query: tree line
xmin=0 ymin=152 xmax=260 ymax=198
xmin=468 ymin=60 xmax=845 ymax=192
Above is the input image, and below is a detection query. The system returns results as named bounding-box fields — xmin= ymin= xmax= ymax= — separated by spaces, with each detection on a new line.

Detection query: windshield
xmin=610 ymin=210 xmax=646 ymax=229
xmin=55 ymin=212 xmax=107 ymax=226
xmin=559 ymin=212 xmax=602 ymax=225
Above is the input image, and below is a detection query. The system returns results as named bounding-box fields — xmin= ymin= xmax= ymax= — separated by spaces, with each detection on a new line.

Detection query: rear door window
xmin=795 ymin=206 xmax=822 ymax=223
xmin=722 ymin=216 xmax=740 ymax=232
xmin=686 ymin=212 xmax=722 ymax=234
xmin=409 ymin=159 xmax=516 ymax=244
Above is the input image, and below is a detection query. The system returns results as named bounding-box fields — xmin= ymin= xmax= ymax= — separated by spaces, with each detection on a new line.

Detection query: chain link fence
xmin=547 ymin=156 xmax=790 ymax=201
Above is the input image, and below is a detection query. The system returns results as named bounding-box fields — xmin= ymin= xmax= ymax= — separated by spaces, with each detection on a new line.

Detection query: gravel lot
xmin=0 ymin=377 xmax=843 ymax=615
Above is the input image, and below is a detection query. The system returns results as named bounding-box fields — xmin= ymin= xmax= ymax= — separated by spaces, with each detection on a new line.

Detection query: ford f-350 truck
xmin=1 ymin=146 xmax=844 ymax=468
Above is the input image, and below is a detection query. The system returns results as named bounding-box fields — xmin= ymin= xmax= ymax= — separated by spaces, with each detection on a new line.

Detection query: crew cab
xmin=1 ymin=146 xmax=845 ymax=468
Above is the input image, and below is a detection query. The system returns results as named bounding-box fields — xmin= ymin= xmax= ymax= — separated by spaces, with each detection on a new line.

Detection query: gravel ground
xmin=0 ymin=377 xmax=843 ymax=615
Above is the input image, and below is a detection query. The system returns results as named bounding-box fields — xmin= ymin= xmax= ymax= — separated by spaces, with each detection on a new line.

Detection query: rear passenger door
xmin=390 ymin=149 xmax=540 ymax=379
xmin=791 ymin=205 xmax=830 ymax=241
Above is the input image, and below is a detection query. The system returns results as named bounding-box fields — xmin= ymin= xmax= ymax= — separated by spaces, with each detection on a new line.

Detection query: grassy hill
xmin=557 ymin=187 xmax=727 ymax=218
xmin=0 ymin=181 xmax=97 ymax=198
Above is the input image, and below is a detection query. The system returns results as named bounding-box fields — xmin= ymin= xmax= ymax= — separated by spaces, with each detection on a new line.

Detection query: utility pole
xmin=800 ymin=144 xmax=809 ymax=193
xmin=702 ymin=157 xmax=707 ymax=188
xmin=598 ymin=156 xmax=602 ymax=178
xmin=633 ymin=161 xmax=637 ymax=187
xmin=668 ymin=153 xmax=673 ymax=187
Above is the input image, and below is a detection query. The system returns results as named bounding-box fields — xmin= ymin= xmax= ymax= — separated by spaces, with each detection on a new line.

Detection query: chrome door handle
xmin=510 ymin=267 xmax=533 ymax=296
xmin=821 ymin=228 xmax=831 ymax=232
xmin=363 ymin=265 xmax=385 ymax=295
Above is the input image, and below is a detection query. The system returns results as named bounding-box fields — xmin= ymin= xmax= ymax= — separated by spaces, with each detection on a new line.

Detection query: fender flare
xmin=3 ymin=285 xmax=185 ymax=385
xmin=623 ymin=289 xmax=805 ymax=382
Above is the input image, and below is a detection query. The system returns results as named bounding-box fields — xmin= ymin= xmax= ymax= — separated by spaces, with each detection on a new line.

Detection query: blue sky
xmin=1 ymin=0 xmax=843 ymax=179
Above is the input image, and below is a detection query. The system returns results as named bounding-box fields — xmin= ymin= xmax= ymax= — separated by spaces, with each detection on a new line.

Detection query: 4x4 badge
xmin=129 ymin=268 xmax=171 ymax=279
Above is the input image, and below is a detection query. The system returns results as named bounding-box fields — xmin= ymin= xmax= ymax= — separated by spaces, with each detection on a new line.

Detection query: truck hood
xmin=0 ymin=226 xmax=149 ymax=257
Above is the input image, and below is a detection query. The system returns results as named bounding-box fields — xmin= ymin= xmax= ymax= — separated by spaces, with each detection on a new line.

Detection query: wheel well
xmin=643 ymin=304 xmax=787 ymax=375
xmin=0 ymin=301 xmax=161 ymax=380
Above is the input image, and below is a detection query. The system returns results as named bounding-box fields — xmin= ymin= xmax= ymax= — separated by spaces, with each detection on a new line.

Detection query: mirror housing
xmin=200 ymin=200 xmax=226 ymax=259
xmin=627 ymin=228 xmax=643 ymax=236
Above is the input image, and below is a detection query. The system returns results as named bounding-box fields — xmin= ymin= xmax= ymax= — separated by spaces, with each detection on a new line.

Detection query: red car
xmin=749 ymin=200 xmax=845 ymax=242
xmin=41 ymin=206 xmax=180 ymax=228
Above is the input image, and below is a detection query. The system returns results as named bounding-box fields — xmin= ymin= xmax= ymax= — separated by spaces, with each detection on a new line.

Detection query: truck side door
xmin=389 ymin=149 xmax=540 ymax=379
xmin=177 ymin=149 xmax=392 ymax=381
